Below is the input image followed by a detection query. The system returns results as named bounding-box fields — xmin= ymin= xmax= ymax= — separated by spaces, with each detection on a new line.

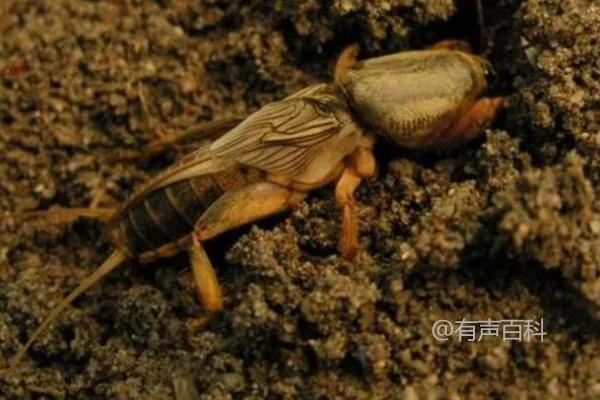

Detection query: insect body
xmin=12 ymin=41 xmax=505 ymax=364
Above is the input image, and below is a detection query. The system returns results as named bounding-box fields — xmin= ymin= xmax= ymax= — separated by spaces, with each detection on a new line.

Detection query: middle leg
xmin=335 ymin=145 xmax=376 ymax=260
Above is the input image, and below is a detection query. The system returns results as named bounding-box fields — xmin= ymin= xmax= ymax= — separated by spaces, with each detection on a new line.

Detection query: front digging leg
xmin=431 ymin=97 xmax=508 ymax=148
xmin=334 ymin=43 xmax=360 ymax=83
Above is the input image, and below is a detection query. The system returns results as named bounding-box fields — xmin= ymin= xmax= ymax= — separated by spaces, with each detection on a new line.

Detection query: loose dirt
xmin=1 ymin=1 xmax=599 ymax=399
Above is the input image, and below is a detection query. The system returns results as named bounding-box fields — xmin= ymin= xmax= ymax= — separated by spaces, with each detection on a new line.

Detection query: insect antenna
xmin=475 ymin=0 xmax=485 ymax=53
xmin=10 ymin=249 xmax=128 ymax=366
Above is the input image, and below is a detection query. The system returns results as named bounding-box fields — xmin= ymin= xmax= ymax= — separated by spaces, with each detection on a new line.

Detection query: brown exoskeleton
xmin=11 ymin=40 xmax=506 ymax=364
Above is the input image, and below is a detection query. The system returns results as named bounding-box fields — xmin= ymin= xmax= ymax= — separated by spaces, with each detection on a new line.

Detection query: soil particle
xmin=1 ymin=0 xmax=599 ymax=399
xmin=494 ymin=152 xmax=600 ymax=310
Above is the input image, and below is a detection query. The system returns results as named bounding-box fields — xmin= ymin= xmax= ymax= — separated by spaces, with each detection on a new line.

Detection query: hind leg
xmin=186 ymin=237 xmax=223 ymax=332
xmin=335 ymin=144 xmax=376 ymax=260
xmin=187 ymin=181 xmax=306 ymax=331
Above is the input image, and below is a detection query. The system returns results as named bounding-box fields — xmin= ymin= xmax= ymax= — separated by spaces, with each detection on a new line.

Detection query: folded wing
xmin=210 ymin=83 xmax=353 ymax=178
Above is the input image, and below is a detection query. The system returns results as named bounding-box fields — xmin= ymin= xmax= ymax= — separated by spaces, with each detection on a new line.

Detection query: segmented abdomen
xmin=108 ymin=168 xmax=253 ymax=257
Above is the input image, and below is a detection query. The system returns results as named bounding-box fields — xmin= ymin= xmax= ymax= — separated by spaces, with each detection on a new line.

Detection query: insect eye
xmin=479 ymin=58 xmax=495 ymax=77
xmin=486 ymin=64 xmax=498 ymax=78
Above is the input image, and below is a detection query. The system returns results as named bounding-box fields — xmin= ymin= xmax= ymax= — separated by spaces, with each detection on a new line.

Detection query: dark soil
xmin=1 ymin=1 xmax=599 ymax=399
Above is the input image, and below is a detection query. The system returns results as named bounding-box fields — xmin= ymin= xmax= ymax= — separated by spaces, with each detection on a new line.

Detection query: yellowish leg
xmin=186 ymin=181 xmax=306 ymax=331
xmin=430 ymin=96 xmax=508 ymax=148
xmin=194 ymin=181 xmax=306 ymax=241
xmin=335 ymin=146 xmax=376 ymax=260
xmin=118 ymin=116 xmax=244 ymax=161
xmin=191 ymin=236 xmax=223 ymax=313
xmin=430 ymin=39 xmax=472 ymax=53
xmin=334 ymin=43 xmax=360 ymax=83
xmin=186 ymin=236 xmax=222 ymax=332
xmin=19 ymin=207 xmax=116 ymax=223
xmin=336 ymin=167 xmax=362 ymax=260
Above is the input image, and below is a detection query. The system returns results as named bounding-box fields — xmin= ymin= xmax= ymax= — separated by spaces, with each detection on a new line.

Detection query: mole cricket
xmin=11 ymin=40 xmax=506 ymax=365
